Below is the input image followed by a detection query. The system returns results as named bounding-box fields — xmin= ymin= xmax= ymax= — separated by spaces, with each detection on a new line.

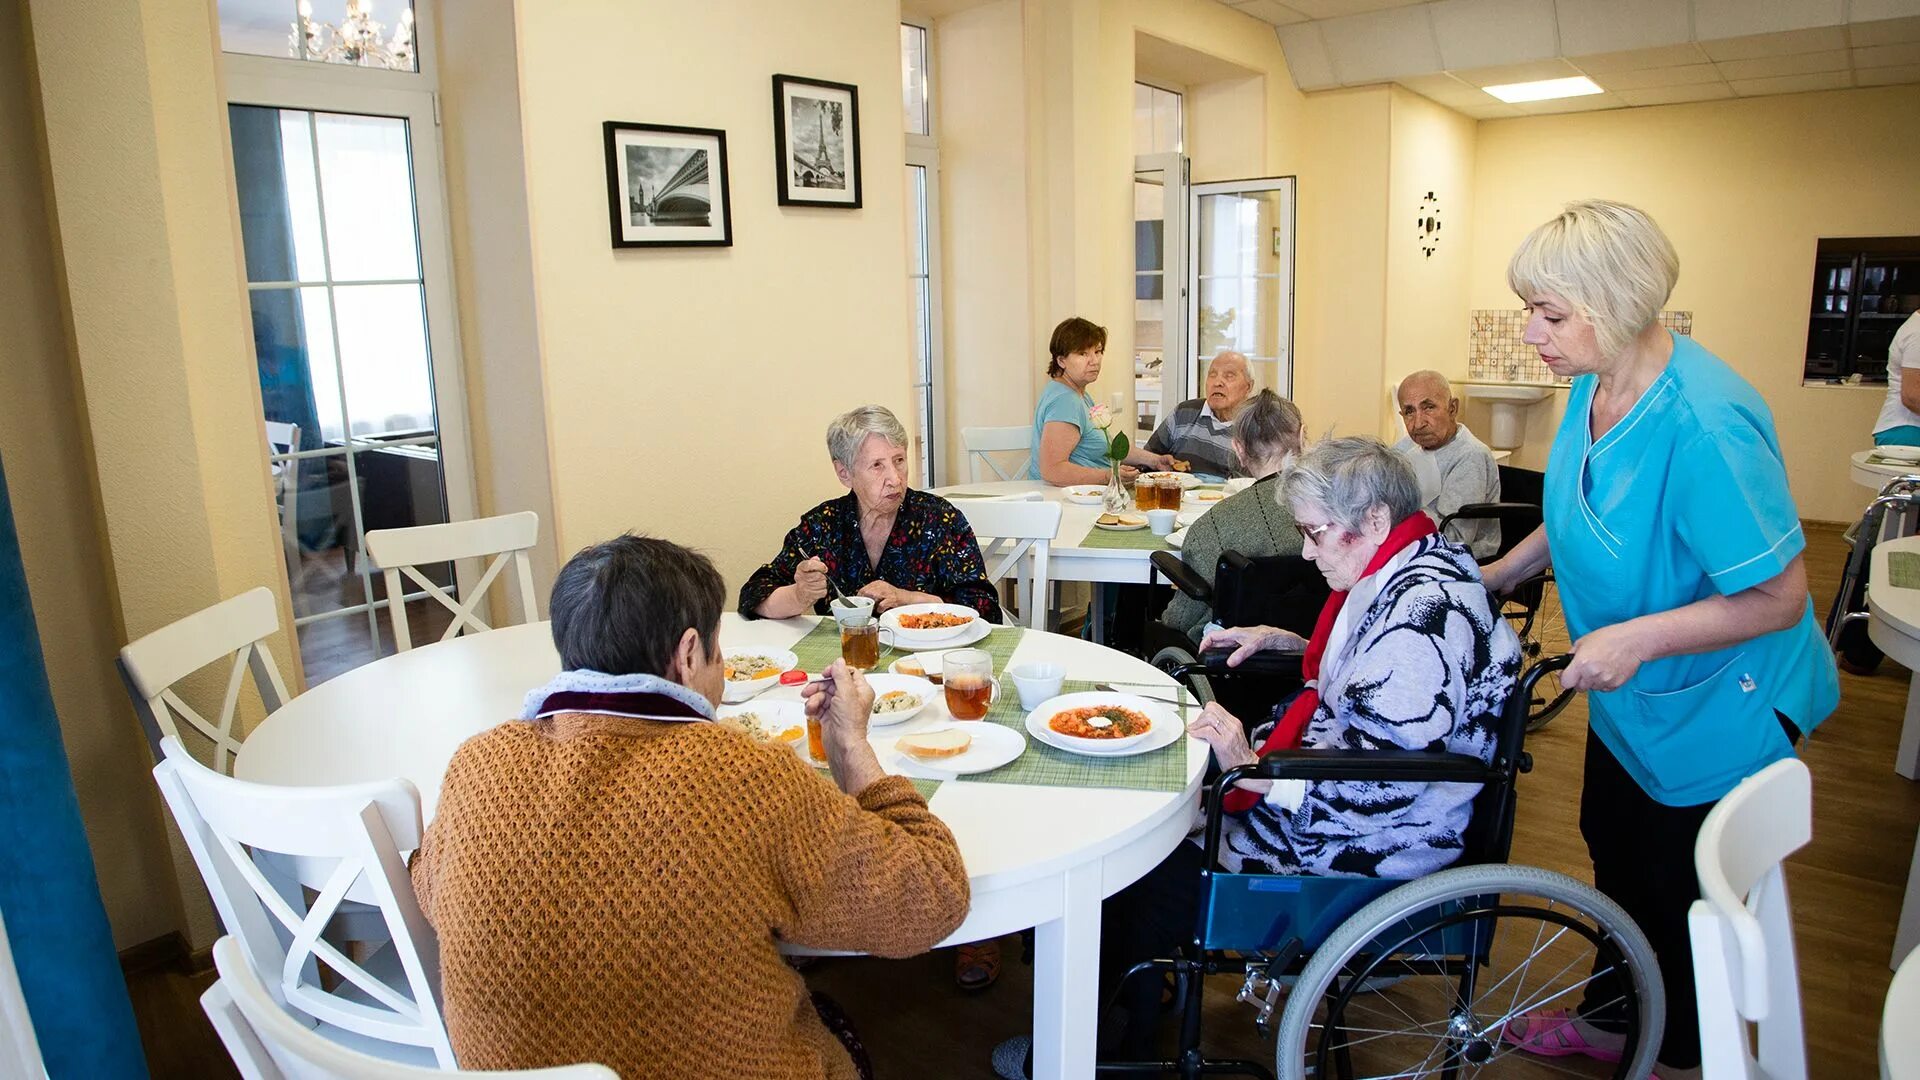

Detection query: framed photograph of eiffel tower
xmin=772 ymin=74 xmax=862 ymax=209
xmin=603 ymin=121 xmax=733 ymax=248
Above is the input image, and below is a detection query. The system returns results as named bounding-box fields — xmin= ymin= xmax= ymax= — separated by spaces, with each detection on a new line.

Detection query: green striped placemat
xmin=784 ymin=619 xmax=1026 ymax=672
xmin=1891 ymin=551 xmax=1920 ymax=589
xmin=1079 ymin=524 xmax=1172 ymax=551
xmin=964 ymin=679 xmax=1190 ymax=793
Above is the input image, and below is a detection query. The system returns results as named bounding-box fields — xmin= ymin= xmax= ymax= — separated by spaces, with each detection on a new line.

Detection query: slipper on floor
xmin=1500 ymin=1008 xmax=1623 ymax=1063
xmin=956 ymin=940 xmax=1002 ymax=991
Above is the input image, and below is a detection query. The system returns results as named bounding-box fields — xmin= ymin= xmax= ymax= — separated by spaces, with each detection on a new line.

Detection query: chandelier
xmin=289 ymin=0 xmax=415 ymax=71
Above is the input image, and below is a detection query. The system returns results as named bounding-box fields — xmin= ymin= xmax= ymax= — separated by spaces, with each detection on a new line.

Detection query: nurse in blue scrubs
xmin=1481 ymin=201 xmax=1839 ymax=1080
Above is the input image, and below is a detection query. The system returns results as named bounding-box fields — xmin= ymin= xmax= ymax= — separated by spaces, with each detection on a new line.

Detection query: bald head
xmin=1204 ymin=351 xmax=1256 ymax=419
xmin=1395 ymin=370 xmax=1460 ymax=451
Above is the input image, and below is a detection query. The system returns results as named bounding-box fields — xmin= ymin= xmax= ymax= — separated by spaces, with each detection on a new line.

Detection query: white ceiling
xmin=1214 ymin=0 xmax=1920 ymax=116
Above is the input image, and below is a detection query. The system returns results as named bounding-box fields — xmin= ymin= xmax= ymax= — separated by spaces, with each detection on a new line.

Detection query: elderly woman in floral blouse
xmin=740 ymin=405 xmax=1003 ymax=623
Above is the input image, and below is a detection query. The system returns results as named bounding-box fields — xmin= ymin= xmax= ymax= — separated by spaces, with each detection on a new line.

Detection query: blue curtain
xmin=0 ymin=452 xmax=148 ymax=1077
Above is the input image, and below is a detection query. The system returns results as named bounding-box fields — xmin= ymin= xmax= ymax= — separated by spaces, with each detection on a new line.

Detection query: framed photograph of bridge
xmin=772 ymin=74 xmax=861 ymax=209
xmin=603 ymin=121 xmax=732 ymax=248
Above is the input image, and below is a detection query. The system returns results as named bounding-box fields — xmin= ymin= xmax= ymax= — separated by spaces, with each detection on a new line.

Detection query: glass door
xmin=905 ymin=148 xmax=944 ymax=487
xmin=225 ymin=69 xmax=473 ymax=684
xmin=1133 ymin=152 xmax=1188 ymax=447
xmin=1189 ymin=177 xmax=1297 ymax=400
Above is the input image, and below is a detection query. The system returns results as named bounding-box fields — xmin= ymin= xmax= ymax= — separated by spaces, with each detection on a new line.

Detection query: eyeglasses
xmin=1295 ymin=521 xmax=1339 ymax=545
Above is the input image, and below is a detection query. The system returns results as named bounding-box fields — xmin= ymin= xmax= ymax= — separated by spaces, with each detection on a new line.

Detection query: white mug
xmin=1146 ymin=508 xmax=1177 ymax=535
xmin=831 ymin=595 xmax=876 ymax=628
xmin=1007 ymin=662 xmax=1066 ymax=710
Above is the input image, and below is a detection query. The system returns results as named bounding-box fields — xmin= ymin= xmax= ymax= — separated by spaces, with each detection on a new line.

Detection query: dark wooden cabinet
xmin=1806 ymin=238 xmax=1920 ymax=382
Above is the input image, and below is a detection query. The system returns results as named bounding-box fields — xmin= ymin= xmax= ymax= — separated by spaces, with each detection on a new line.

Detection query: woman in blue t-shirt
xmin=1027 ymin=316 xmax=1175 ymax=484
xmin=1483 ymin=201 xmax=1837 ymax=1080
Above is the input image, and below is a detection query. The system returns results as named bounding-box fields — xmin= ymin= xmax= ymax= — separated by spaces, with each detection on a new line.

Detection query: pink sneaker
xmin=1500 ymin=1009 xmax=1623 ymax=1063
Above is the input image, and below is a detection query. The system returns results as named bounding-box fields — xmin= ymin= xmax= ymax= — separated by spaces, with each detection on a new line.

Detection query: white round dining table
xmin=1856 ymin=448 xmax=1920 ymax=492
xmin=1886 ymin=943 xmax=1920 ymax=1078
xmin=237 ymin=613 xmax=1208 ymax=1080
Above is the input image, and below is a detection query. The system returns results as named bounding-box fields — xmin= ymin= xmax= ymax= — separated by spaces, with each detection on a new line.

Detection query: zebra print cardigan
xmin=1216 ymin=534 xmax=1523 ymax=879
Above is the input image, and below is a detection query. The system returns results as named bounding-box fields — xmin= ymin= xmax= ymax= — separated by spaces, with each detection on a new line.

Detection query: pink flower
xmin=1089 ymin=404 xmax=1114 ymax=431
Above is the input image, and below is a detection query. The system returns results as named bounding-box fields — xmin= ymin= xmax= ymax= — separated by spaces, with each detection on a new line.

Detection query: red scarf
xmin=1222 ymin=513 xmax=1436 ymax=814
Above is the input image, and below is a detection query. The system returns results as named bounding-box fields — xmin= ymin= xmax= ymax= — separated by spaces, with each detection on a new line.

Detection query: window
xmin=218 ymin=0 xmax=420 ymax=72
xmin=1805 ymin=237 xmax=1920 ymax=384
xmin=902 ymin=23 xmax=930 ymax=138
xmin=1134 ymin=82 xmax=1182 ymax=155
xmin=903 ymin=22 xmax=943 ymax=486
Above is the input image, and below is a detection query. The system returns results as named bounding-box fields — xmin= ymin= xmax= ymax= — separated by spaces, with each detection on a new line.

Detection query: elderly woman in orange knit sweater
xmin=409 ymin=535 xmax=970 ymax=1079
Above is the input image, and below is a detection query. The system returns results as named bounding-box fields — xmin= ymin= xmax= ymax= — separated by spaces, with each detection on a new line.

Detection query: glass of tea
xmin=942 ymin=648 xmax=997 ymax=720
xmin=1133 ymin=474 xmax=1157 ymax=511
xmin=1158 ymin=478 xmax=1184 ymax=510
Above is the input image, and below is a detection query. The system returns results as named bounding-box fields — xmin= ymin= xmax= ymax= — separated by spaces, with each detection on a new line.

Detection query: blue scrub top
xmin=1544 ymin=332 xmax=1839 ymax=807
xmin=1027 ymin=379 xmax=1110 ymax=479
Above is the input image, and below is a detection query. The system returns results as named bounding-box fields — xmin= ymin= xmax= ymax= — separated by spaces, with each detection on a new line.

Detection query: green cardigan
xmin=1162 ymin=474 xmax=1304 ymax=641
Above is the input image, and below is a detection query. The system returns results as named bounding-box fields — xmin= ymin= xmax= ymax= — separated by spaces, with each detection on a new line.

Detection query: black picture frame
xmin=603 ymin=121 xmax=733 ymax=248
xmin=771 ymin=74 xmax=862 ymax=209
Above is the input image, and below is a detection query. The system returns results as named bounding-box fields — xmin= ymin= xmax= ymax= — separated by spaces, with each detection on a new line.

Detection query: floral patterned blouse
xmin=738 ymin=489 xmax=1004 ymax=622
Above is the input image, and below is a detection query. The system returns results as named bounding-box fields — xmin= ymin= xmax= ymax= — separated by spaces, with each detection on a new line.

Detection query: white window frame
xmin=1187 ymin=175 xmax=1298 ymax=401
xmin=904 ymin=18 xmax=946 ymax=487
xmin=220 ymin=0 xmax=479 ymax=650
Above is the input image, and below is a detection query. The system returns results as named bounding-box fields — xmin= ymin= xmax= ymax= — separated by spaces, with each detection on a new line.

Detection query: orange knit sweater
xmin=409 ymin=713 xmax=970 ymax=1078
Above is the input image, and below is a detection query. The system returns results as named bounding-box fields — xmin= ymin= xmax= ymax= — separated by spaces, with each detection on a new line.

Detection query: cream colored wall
xmin=1187 ymin=75 xmax=1264 ymax=183
xmin=0 ymin=0 xmax=185 ymax=951
xmin=514 ymin=0 xmax=915 ymax=589
xmin=1383 ymin=87 xmax=1476 ymax=441
xmin=934 ymin=0 xmax=1036 ymax=483
xmin=1469 ymin=84 xmax=1920 ymax=522
xmin=437 ymin=0 xmax=558 ymax=620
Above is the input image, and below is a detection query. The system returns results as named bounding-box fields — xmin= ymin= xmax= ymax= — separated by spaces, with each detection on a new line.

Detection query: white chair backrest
xmin=117 ymin=587 xmax=291 ymax=775
xmin=266 ymin=423 xmax=303 ymax=575
xmin=962 ymin=426 xmax=1034 ymax=483
xmin=264 ymin=421 xmax=299 ymax=457
xmin=958 ymin=499 xmax=1060 ymax=631
xmin=364 ymin=511 xmax=540 ymax=652
xmin=1690 ymin=757 xmax=1811 ymax=1080
xmin=0 ymin=909 xmax=45 ymax=1080
xmin=153 ymin=738 xmax=455 ymax=1068
xmin=207 ymin=938 xmax=617 ymax=1080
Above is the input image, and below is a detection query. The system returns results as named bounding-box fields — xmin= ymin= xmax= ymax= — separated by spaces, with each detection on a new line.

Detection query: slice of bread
xmin=897 ymin=728 xmax=972 ymax=760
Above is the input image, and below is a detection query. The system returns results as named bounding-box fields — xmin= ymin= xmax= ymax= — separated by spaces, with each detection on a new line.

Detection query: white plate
xmin=881 ymin=602 xmax=982 ymax=647
xmin=714 ymin=700 xmax=807 ymax=753
xmin=1024 ymin=691 xmax=1183 ymax=756
xmin=1093 ymin=515 xmax=1149 ymax=532
xmin=1877 ymin=445 xmax=1920 ymax=463
xmin=1185 ymin=489 xmax=1229 ymax=506
xmin=881 ymin=722 xmax=1027 ymax=777
xmin=1164 ymin=527 xmax=1188 ymax=550
xmin=720 ymin=648 xmax=799 ymax=704
xmin=1139 ymin=471 xmax=1202 ymax=490
xmin=862 ymin=673 xmax=939 ymax=726
xmin=1063 ymin=485 xmax=1106 ymax=505
xmin=883 ymin=612 xmax=992 ymax=652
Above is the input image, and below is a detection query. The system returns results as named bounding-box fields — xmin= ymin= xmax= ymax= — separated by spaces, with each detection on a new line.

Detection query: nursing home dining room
xmin=7 ymin=0 xmax=1920 ymax=1078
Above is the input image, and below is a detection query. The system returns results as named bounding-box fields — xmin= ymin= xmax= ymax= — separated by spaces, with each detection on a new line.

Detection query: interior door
xmin=1133 ymin=152 xmax=1188 ymax=447
xmin=1188 ymin=177 xmax=1297 ymax=400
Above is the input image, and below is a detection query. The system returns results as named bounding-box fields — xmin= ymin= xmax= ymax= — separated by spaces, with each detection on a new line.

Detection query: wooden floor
xmin=127 ymin=521 xmax=1920 ymax=1078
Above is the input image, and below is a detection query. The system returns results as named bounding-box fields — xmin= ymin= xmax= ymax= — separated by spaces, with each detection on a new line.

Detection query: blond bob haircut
xmin=1507 ymin=199 xmax=1680 ymax=358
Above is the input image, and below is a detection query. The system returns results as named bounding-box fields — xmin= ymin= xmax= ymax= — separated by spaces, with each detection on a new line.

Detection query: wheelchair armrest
xmin=1450 ymin=501 xmax=1539 ymax=519
xmin=1245 ymin=748 xmax=1498 ymax=784
xmin=1150 ymin=550 xmax=1211 ymax=601
xmin=1197 ymin=647 xmax=1305 ymax=679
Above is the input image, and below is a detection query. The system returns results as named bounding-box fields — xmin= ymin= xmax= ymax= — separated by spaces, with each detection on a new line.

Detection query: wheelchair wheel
xmin=1150 ymin=646 xmax=1217 ymax=706
xmin=1509 ymin=578 xmax=1573 ymax=732
xmin=1274 ymin=864 xmax=1663 ymax=1080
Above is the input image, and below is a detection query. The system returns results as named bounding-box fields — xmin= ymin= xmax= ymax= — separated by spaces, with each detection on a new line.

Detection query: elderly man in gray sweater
xmin=1392 ymin=370 xmax=1502 ymax=559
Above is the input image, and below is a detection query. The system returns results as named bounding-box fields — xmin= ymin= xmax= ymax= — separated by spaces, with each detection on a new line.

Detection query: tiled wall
xmin=1467 ymin=310 xmax=1693 ymax=382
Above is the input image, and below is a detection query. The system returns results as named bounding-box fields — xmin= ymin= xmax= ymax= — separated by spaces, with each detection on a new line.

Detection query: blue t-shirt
xmin=1543 ymin=332 xmax=1839 ymax=806
xmin=1027 ymin=380 xmax=1109 ymax=479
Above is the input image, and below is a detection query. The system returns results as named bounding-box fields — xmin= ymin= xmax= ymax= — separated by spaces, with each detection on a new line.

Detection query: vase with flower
xmin=1087 ymin=404 xmax=1132 ymax=512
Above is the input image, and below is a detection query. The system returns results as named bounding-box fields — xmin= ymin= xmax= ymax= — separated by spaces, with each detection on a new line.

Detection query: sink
xmin=1461 ymin=383 xmax=1558 ymax=450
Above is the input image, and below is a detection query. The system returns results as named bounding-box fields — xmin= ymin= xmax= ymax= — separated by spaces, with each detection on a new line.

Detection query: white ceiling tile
xmin=1852 ymin=0 xmax=1920 ymax=22
xmin=1850 ymin=15 xmax=1920 ymax=45
xmin=1694 ymin=0 xmax=1845 ymax=41
xmin=1553 ymin=0 xmax=1694 ymax=57
xmin=1615 ymin=82 xmax=1737 ymax=105
xmin=1429 ymin=0 xmax=1558 ymax=71
xmin=1570 ymin=44 xmax=1712 ymax=74
xmin=1453 ymin=57 xmax=1583 ymax=86
xmin=1320 ymin=5 xmax=1444 ymax=83
xmin=1856 ymin=41 xmax=1920 ymax=66
xmin=1727 ymin=70 xmax=1854 ymax=94
xmin=1716 ymin=49 xmax=1852 ymax=80
xmin=1700 ymin=26 xmax=1851 ymax=60
xmin=1515 ymin=91 xmax=1627 ymax=114
xmin=1854 ymin=61 xmax=1920 ymax=84
xmin=1283 ymin=0 xmax=1426 ymax=18
xmin=1594 ymin=63 xmax=1725 ymax=90
xmin=1277 ymin=22 xmax=1341 ymax=88
xmin=1397 ymin=71 xmax=1484 ymax=97
xmin=1228 ymin=0 xmax=1312 ymax=26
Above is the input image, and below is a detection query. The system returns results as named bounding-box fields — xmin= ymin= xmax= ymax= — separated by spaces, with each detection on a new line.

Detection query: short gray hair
xmin=1209 ymin=350 xmax=1259 ymax=392
xmin=1231 ymin=390 xmax=1304 ymax=460
xmin=1507 ymin=199 xmax=1679 ymax=357
xmin=825 ymin=405 xmax=909 ymax=470
xmin=1280 ymin=436 xmax=1423 ymax=535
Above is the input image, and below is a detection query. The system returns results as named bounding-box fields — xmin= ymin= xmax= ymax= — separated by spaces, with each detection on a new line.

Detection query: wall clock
xmin=1417 ymin=191 xmax=1442 ymax=259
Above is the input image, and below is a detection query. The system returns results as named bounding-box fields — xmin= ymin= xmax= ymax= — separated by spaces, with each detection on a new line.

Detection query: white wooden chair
xmin=204 ymin=938 xmax=616 ymax=1080
xmin=961 ymin=426 xmax=1033 ymax=482
xmin=1690 ymin=757 xmax=1812 ymax=1080
xmin=117 ymin=587 xmax=292 ymax=776
xmin=364 ymin=511 xmax=539 ymax=652
xmin=0 ymin=908 xmax=45 ymax=1080
xmin=265 ymin=422 xmax=302 ymax=577
xmin=957 ymin=497 xmax=1060 ymax=631
xmin=153 ymin=737 xmax=455 ymax=1068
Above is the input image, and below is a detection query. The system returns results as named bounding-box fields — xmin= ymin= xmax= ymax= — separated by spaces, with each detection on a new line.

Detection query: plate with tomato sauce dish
xmin=1024 ymin=691 xmax=1186 ymax=757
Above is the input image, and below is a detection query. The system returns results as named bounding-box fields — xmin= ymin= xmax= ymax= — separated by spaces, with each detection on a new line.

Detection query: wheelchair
xmin=1095 ymin=655 xmax=1665 ymax=1080
xmin=1141 ymin=549 xmax=1330 ymax=721
xmin=1826 ymin=472 xmax=1920 ymax=670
